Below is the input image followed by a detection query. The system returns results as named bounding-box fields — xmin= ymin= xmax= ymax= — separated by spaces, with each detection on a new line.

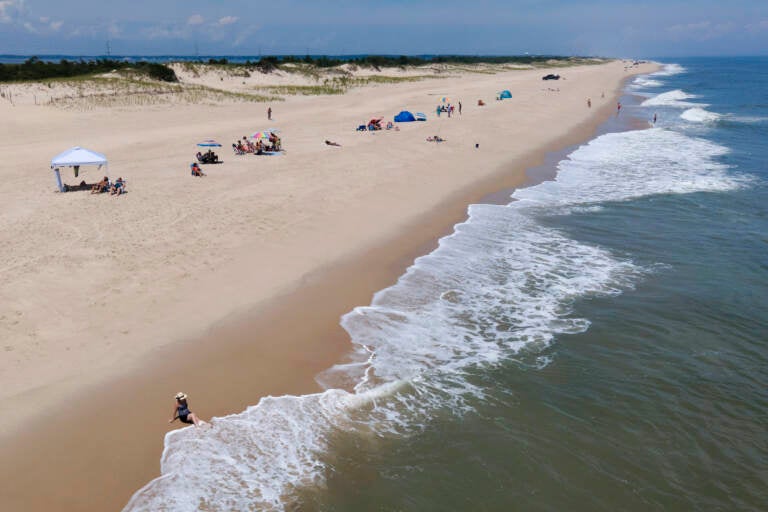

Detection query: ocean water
xmin=124 ymin=57 xmax=768 ymax=511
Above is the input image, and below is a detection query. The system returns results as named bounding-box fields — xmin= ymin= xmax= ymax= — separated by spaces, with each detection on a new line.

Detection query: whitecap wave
xmin=653 ymin=63 xmax=686 ymax=76
xmin=631 ymin=77 xmax=663 ymax=89
xmin=513 ymin=129 xmax=742 ymax=208
xmin=641 ymin=89 xmax=703 ymax=108
xmin=681 ymin=107 xmax=722 ymax=124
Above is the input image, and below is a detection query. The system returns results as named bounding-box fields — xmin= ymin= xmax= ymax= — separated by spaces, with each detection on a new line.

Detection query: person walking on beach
xmin=587 ymin=98 xmax=592 ymax=108
xmin=653 ymin=113 xmax=657 ymax=124
xmin=169 ymin=392 xmax=204 ymax=427
xmin=616 ymin=102 xmax=622 ymax=115
xmin=458 ymin=101 xmax=462 ymax=115
xmin=267 ymin=107 xmax=272 ymax=120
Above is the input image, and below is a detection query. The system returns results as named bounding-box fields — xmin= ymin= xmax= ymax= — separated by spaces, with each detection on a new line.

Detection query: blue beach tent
xmin=499 ymin=90 xmax=512 ymax=99
xmin=394 ymin=110 xmax=416 ymax=122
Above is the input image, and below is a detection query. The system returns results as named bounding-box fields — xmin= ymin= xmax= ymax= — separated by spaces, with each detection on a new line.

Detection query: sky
xmin=0 ymin=0 xmax=766 ymax=57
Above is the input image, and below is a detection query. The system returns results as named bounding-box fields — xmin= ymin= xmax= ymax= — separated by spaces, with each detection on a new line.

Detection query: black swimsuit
xmin=177 ymin=404 xmax=192 ymax=424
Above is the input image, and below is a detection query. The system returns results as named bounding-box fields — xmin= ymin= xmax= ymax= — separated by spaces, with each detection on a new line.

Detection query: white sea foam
xmin=631 ymin=77 xmax=663 ymax=89
xmin=653 ymin=63 xmax=686 ymax=76
xmin=641 ymin=89 xmax=703 ymax=108
xmin=728 ymin=115 xmax=768 ymax=124
xmin=125 ymin=210 xmax=638 ymax=511
xmin=123 ymin=108 xmax=746 ymax=512
xmin=681 ymin=107 xmax=722 ymax=124
xmin=513 ymin=129 xmax=742 ymax=209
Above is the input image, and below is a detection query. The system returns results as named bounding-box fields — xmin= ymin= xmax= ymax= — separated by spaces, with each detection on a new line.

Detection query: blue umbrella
xmin=197 ymin=139 xmax=222 ymax=147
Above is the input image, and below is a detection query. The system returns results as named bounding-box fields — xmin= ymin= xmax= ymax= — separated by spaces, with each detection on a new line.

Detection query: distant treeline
xmin=0 ymin=54 xmax=577 ymax=82
xmin=0 ymin=57 xmax=178 ymax=82
xmin=218 ymin=54 xmax=570 ymax=70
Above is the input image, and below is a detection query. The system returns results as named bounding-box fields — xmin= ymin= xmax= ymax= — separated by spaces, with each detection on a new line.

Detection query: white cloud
xmin=187 ymin=14 xmax=204 ymax=25
xmin=107 ymin=21 xmax=121 ymax=37
xmin=232 ymin=24 xmax=261 ymax=46
xmin=1 ymin=1 xmax=60 ymax=33
xmin=143 ymin=24 xmax=188 ymax=40
xmin=665 ymin=20 xmax=737 ymax=41
xmin=745 ymin=20 xmax=768 ymax=33
xmin=218 ymin=16 xmax=238 ymax=26
xmin=0 ymin=0 xmax=25 ymax=23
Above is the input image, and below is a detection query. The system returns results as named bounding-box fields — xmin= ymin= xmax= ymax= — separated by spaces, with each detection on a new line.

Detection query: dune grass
xmin=44 ymin=76 xmax=278 ymax=111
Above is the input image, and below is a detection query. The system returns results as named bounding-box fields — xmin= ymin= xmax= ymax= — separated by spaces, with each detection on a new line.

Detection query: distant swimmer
xmin=169 ymin=392 xmax=205 ymax=427
xmin=653 ymin=113 xmax=657 ymax=124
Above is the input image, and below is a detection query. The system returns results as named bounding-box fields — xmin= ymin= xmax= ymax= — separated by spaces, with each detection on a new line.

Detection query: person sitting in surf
xmin=169 ymin=392 xmax=203 ymax=427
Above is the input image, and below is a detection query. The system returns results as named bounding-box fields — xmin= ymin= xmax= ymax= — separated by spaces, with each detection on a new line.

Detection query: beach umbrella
xmin=197 ymin=139 xmax=222 ymax=147
xmin=250 ymin=131 xmax=273 ymax=142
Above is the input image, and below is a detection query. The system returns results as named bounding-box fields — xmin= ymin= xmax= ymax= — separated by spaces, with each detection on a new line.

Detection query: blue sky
xmin=1 ymin=0 xmax=766 ymax=57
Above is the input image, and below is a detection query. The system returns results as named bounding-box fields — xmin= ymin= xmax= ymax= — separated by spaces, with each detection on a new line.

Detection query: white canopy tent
xmin=50 ymin=146 xmax=109 ymax=192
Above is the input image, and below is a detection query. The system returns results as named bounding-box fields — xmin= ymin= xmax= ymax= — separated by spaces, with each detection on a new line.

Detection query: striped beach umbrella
xmin=250 ymin=131 xmax=274 ymax=142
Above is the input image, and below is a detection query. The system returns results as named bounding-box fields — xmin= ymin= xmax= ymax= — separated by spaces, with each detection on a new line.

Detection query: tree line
xmin=0 ymin=54 xmax=573 ymax=82
xmin=0 ymin=57 xmax=178 ymax=82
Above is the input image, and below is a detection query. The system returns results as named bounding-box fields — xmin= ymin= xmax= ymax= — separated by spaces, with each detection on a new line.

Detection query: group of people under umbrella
xmin=190 ymin=132 xmax=282 ymax=177
xmin=232 ymin=131 xmax=282 ymax=155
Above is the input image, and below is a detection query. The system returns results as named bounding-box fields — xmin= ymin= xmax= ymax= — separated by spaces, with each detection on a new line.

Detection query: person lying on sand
xmin=91 ymin=176 xmax=109 ymax=194
xmin=169 ymin=392 xmax=205 ymax=427
xmin=426 ymin=135 xmax=445 ymax=142
xmin=325 ymin=140 xmax=341 ymax=147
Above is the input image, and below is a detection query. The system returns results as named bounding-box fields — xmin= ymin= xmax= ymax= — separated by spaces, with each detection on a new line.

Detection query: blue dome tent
xmin=499 ymin=90 xmax=513 ymax=99
xmin=394 ymin=110 xmax=416 ymax=122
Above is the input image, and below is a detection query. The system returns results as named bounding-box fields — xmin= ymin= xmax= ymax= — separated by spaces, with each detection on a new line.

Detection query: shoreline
xmin=0 ymin=61 xmax=658 ymax=511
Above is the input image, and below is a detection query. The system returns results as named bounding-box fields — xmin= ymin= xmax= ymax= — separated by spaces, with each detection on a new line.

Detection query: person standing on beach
xmin=653 ymin=113 xmax=657 ymax=124
xmin=267 ymin=107 xmax=272 ymax=120
xmin=617 ymin=102 xmax=622 ymax=115
xmin=587 ymin=98 xmax=592 ymax=108
xmin=169 ymin=392 xmax=204 ymax=427
xmin=458 ymin=101 xmax=462 ymax=115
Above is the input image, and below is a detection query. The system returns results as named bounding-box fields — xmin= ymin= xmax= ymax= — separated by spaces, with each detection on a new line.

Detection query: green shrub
xmin=141 ymin=63 xmax=178 ymax=82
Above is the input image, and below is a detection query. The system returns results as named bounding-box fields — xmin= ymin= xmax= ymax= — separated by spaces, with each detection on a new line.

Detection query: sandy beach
xmin=0 ymin=59 xmax=656 ymax=510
